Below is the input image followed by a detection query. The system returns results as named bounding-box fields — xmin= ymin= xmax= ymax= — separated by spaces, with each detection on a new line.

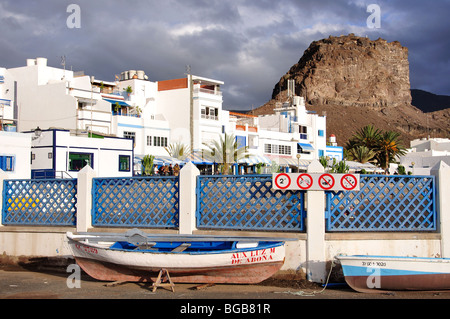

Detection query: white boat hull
xmin=337 ymin=255 xmax=450 ymax=293
xmin=67 ymin=233 xmax=286 ymax=284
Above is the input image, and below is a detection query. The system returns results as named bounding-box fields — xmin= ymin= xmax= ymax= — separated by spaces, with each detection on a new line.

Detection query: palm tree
xmin=375 ymin=130 xmax=406 ymax=170
xmin=345 ymin=125 xmax=381 ymax=151
xmin=165 ymin=142 xmax=191 ymax=161
xmin=347 ymin=145 xmax=377 ymax=164
xmin=203 ymin=133 xmax=248 ymax=174
xmin=346 ymin=125 xmax=406 ymax=170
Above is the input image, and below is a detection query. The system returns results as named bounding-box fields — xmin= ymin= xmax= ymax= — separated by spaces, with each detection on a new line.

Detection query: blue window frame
xmin=69 ymin=152 xmax=93 ymax=171
xmin=119 ymin=155 xmax=130 ymax=172
xmin=0 ymin=155 xmax=14 ymax=171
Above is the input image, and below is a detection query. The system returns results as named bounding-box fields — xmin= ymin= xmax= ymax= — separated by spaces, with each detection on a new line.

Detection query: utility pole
xmin=187 ymin=65 xmax=194 ymax=153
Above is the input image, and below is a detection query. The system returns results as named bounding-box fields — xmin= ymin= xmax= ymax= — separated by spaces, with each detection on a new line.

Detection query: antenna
xmin=61 ymin=55 xmax=66 ymax=79
xmin=61 ymin=55 xmax=66 ymax=70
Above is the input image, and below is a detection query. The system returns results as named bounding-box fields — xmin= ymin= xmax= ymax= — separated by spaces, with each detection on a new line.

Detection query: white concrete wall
xmin=30 ymin=129 xmax=133 ymax=177
xmin=0 ymin=161 xmax=449 ymax=285
xmin=0 ymin=131 xmax=31 ymax=179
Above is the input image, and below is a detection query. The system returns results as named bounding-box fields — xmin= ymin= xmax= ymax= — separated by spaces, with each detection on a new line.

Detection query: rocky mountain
xmin=411 ymin=89 xmax=450 ymax=113
xmin=252 ymin=34 xmax=449 ymax=146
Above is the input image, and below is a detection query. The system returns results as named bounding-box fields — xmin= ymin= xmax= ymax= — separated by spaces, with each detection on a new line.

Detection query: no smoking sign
xmin=273 ymin=173 xmax=360 ymax=191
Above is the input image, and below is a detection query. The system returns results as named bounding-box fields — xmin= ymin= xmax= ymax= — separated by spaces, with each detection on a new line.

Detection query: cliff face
xmin=254 ymin=34 xmax=449 ymax=145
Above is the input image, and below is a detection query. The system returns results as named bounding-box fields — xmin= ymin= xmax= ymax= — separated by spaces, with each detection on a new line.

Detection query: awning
xmin=238 ymin=155 xmax=271 ymax=165
xmin=103 ymin=98 xmax=130 ymax=107
xmin=153 ymin=156 xmax=182 ymax=165
xmin=76 ymin=97 xmax=97 ymax=105
xmin=268 ymin=157 xmax=311 ymax=167
xmin=184 ymin=152 xmax=214 ymax=165
xmin=0 ymin=98 xmax=11 ymax=106
xmin=134 ymin=155 xmax=182 ymax=166
xmin=281 ymin=158 xmax=311 ymax=167
xmin=298 ymin=143 xmax=315 ymax=152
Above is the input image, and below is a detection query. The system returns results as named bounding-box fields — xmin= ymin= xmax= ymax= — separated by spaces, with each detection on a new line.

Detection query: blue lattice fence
xmin=92 ymin=176 xmax=179 ymax=228
xmin=326 ymin=175 xmax=436 ymax=232
xmin=2 ymin=179 xmax=77 ymax=226
xmin=196 ymin=175 xmax=305 ymax=232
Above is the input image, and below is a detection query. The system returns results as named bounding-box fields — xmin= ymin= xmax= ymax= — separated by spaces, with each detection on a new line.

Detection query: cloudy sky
xmin=0 ymin=0 xmax=449 ymax=110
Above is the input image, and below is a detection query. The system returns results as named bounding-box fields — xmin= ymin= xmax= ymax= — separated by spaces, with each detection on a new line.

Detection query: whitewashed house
xmin=29 ymin=129 xmax=133 ymax=178
xmin=0 ymin=67 xmax=17 ymax=132
xmin=2 ymin=57 xmax=343 ymax=176
xmin=0 ymin=131 xmax=31 ymax=179
xmin=396 ymin=138 xmax=450 ymax=175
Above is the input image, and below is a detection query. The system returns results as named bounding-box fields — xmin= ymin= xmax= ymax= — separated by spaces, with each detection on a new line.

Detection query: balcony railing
xmin=201 ymin=114 xmax=218 ymax=120
xmin=194 ymin=88 xmax=222 ymax=96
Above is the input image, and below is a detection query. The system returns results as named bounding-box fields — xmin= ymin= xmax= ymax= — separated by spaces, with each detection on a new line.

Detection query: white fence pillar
xmin=306 ymin=160 xmax=327 ymax=283
xmin=431 ymin=161 xmax=450 ymax=257
xmin=0 ymin=169 xmax=9 ymax=227
xmin=179 ymin=162 xmax=200 ymax=234
xmin=76 ymin=166 xmax=96 ymax=232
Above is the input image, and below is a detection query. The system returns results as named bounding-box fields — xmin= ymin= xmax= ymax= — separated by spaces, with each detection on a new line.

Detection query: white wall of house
xmin=8 ymin=58 xmax=78 ymax=133
xmin=0 ymin=67 xmax=16 ymax=131
xmin=0 ymin=131 xmax=31 ymax=179
xmin=30 ymin=129 xmax=133 ymax=178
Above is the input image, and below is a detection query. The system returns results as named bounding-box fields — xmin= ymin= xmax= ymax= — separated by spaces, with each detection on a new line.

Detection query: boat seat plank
xmin=171 ymin=243 xmax=191 ymax=252
xmin=136 ymin=242 xmax=157 ymax=250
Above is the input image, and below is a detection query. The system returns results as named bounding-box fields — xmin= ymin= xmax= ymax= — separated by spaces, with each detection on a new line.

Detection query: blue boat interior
xmin=109 ymin=240 xmax=282 ymax=253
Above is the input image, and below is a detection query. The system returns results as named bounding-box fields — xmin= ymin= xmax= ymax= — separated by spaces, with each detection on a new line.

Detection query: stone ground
xmin=0 ymin=262 xmax=450 ymax=311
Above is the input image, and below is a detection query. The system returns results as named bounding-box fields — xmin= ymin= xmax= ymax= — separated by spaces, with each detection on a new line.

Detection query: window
xmin=0 ymin=156 xmax=14 ymax=171
xmin=264 ymin=144 xmax=291 ymax=155
xmin=119 ymin=155 xmax=130 ymax=172
xmin=69 ymin=152 xmax=93 ymax=171
xmin=201 ymin=106 xmax=218 ymax=120
xmin=318 ymin=130 xmax=324 ymax=137
xmin=152 ymin=136 xmax=168 ymax=147
xmin=147 ymin=136 xmax=152 ymax=146
xmin=299 ymin=126 xmax=308 ymax=140
xmin=123 ymin=131 xmax=136 ymax=140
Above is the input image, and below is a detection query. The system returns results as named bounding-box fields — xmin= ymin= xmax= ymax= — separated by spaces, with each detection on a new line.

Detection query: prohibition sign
xmin=297 ymin=173 xmax=313 ymax=190
xmin=340 ymin=174 xmax=358 ymax=190
xmin=318 ymin=174 xmax=335 ymax=190
xmin=274 ymin=173 xmax=291 ymax=189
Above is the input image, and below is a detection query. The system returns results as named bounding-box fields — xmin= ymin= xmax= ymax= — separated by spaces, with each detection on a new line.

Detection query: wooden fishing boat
xmin=336 ymin=254 xmax=450 ymax=293
xmin=66 ymin=229 xmax=287 ymax=284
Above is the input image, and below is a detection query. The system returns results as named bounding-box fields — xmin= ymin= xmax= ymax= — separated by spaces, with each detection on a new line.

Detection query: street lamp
xmin=32 ymin=126 xmax=42 ymax=140
xmin=296 ymin=153 xmax=301 ymax=172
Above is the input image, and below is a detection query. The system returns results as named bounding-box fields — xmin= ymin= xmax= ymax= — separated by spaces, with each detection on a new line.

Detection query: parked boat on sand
xmin=336 ymin=254 xmax=450 ymax=293
xmin=66 ymin=229 xmax=287 ymax=284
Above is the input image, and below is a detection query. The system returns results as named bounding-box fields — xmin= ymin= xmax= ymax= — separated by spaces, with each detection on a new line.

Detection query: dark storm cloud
xmin=0 ymin=0 xmax=448 ymax=110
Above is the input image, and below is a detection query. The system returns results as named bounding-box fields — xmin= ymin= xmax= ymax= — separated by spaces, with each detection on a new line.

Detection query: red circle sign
xmin=318 ymin=174 xmax=335 ymax=190
xmin=274 ymin=173 xmax=291 ymax=189
xmin=340 ymin=174 xmax=358 ymax=190
xmin=296 ymin=174 xmax=313 ymax=190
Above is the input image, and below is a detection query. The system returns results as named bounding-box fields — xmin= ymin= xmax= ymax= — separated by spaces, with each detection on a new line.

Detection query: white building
xmin=2 ymin=57 xmax=341 ymax=176
xmin=226 ymin=93 xmax=332 ymax=173
xmin=156 ymin=75 xmax=226 ymax=153
xmin=0 ymin=131 xmax=31 ymax=179
xmin=6 ymin=59 xmax=171 ymax=160
xmin=0 ymin=67 xmax=17 ymax=132
xmin=397 ymin=138 xmax=450 ymax=175
xmin=29 ymin=129 xmax=133 ymax=178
